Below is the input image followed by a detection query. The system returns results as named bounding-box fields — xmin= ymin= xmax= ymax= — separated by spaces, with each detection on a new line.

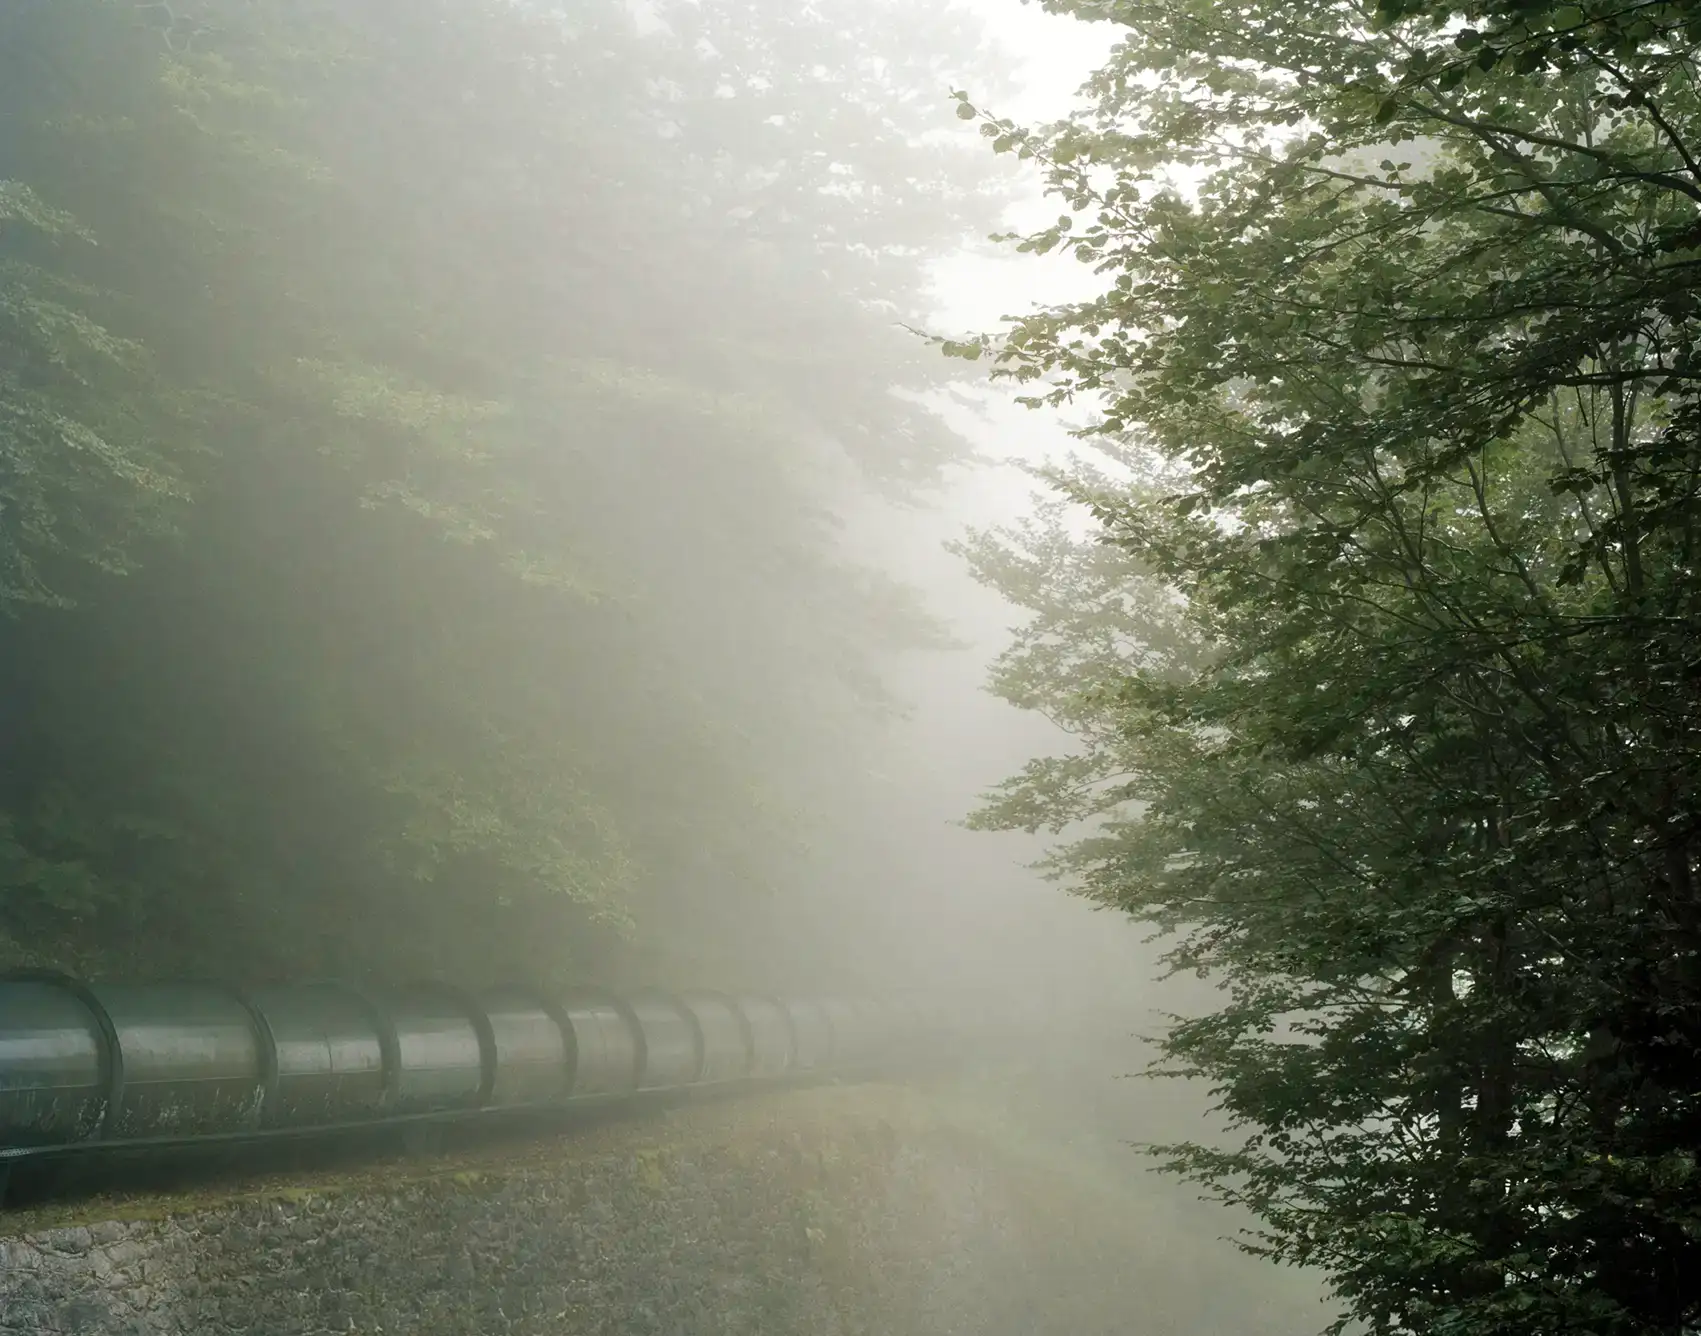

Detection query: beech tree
xmin=0 ymin=0 xmax=1005 ymax=986
xmin=952 ymin=2 xmax=1701 ymax=1332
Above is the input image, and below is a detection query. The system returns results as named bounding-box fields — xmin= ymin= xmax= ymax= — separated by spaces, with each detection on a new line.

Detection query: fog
xmin=1 ymin=0 xmax=1324 ymax=1329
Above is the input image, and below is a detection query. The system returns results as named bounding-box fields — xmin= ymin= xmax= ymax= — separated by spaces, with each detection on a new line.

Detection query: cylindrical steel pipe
xmin=1 ymin=972 xmax=937 ymax=1172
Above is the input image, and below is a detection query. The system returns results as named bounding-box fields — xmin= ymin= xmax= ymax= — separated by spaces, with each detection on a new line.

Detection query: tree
xmin=950 ymin=2 xmax=1701 ymax=1332
xmin=0 ymin=180 xmax=183 ymax=611
xmin=0 ymin=0 xmax=1007 ymax=986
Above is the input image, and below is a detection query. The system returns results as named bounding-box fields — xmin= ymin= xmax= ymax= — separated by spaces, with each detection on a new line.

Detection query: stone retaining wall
xmin=0 ymin=1085 xmax=1324 ymax=1336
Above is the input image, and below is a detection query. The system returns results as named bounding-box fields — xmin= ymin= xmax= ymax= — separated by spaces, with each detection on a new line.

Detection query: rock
xmin=100 ymin=1241 xmax=146 ymax=1272
xmin=0 ymin=1300 xmax=50 ymax=1336
xmin=57 ymin=1296 xmax=109 ymax=1333
xmin=44 ymin=1227 xmax=93 ymax=1255
xmin=0 ymin=1238 xmax=41 ymax=1271
xmin=0 ymin=1090 xmax=1190 ymax=1336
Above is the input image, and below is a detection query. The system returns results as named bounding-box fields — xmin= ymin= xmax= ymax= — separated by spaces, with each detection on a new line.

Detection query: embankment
xmin=0 ymin=1083 xmax=1325 ymax=1336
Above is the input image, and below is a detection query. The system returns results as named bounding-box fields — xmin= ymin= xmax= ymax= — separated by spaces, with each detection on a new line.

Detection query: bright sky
xmin=929 ymin=0 xmax=1119 ymax=331
xmin=857 ymin=0 xmax=1121 ymax=559
xmin=960 ymin=0 xmax=1117 ymax=122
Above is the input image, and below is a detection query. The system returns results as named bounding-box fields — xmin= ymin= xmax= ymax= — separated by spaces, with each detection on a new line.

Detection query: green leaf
xmin=954 ymin=3 xmax=1701 ymax=1332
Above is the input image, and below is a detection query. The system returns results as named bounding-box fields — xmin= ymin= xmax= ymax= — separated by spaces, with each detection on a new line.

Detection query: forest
xmin=3 ymin=1 xmax=1699 ymax=1334
xmin=0 ymin=0 xmax=1017 ymax=992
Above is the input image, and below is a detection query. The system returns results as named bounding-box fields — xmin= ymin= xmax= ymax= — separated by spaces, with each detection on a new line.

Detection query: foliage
xmin=0 ymin=0 xmax=1004 ymax=985
xmin=0 ymin=178 xmax=184 ymax=609
xmin=952 ymin=1 xmax=1701 ymax=1332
